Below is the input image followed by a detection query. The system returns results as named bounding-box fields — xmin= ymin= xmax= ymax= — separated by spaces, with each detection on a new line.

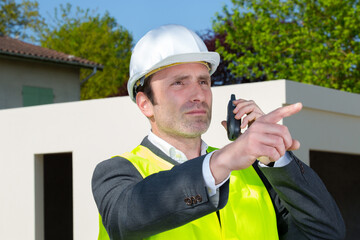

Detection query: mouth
xmin=185 ymin=109 xmax=207 ymax=115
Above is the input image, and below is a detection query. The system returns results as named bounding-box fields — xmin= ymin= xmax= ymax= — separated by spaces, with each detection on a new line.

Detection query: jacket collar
xmin=140 ymin=136 xmax=180 ymax=166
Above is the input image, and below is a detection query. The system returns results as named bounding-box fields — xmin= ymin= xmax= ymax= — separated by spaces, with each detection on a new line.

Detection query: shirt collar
xmin=147 ymin=131 xmax=208 ymax=164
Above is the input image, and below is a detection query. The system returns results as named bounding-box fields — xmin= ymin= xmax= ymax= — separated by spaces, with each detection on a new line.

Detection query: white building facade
xmin=0 ymin=80 xmax=359 ymax=239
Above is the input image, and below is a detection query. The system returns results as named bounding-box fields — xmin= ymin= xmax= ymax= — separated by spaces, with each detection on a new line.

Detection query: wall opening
xmin=310 ymin=150 xmax=360 ymax=239
xmin=35 ymin=152 xmax=73 ymax=240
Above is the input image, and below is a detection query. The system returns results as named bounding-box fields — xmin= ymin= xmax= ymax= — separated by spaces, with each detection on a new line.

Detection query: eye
xmin=200 ymin=79 xmax=210 ymax=85
xmin=172 ymin=80 xmax=183 ymax=86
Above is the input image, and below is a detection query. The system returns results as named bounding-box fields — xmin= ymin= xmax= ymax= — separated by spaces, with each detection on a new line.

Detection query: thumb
xmin=221 ymin=120 xmax=227 ymax=131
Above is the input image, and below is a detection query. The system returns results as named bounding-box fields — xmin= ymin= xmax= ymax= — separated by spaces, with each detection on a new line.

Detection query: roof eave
xmin=0 ymin=50 xmax=104 ymax=70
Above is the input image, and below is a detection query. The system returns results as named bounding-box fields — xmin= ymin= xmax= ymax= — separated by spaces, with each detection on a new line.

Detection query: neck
xmin=152 ymin=131 xmax=202 ymax=160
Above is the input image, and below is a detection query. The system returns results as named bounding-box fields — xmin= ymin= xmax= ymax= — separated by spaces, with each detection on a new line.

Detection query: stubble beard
xmin=179 ymin=112 xmax=211 ymax=138
xmin=157 ymin=102 xmax=212 ymax=139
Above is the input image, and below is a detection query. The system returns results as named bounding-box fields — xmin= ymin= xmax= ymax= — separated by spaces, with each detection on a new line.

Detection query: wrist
xmin=209 ymin=148 xmax=232 ymax=185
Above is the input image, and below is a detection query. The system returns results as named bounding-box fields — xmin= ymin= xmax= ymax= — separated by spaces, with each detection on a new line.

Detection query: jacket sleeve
xmin=259 ymin=152 xmax=346 ymax=240
xmin=92 ymin=155 xmax=229 ymax=240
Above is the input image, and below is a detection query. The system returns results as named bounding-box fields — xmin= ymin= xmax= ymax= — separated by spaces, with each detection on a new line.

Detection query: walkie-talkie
xmin=227 ymin=94 xmax=241 ymax=141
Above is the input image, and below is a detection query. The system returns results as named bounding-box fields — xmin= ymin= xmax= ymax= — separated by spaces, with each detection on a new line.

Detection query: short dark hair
xmin=135 ymin=75 xmax=156 ymax=104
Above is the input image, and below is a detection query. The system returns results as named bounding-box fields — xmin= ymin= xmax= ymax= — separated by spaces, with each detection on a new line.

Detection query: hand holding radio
xmin=212 ymin=101 xmax=302 ymax=184
xmin=225 ymin=94 xmax=265 ymax=141
xmin=227 ymin=94 xmax=242 ymax=141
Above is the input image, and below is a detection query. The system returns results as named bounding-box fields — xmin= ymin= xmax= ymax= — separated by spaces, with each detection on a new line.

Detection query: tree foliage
xmin=39 ymin=4 xmax=133 ymax=99
xmin=200 ymin=30 xmax=264 ymax=86
xmin=214 ymin=0 xmax=360 ymax=93
xmin=0 ymin=0 xmax=44 ymax=40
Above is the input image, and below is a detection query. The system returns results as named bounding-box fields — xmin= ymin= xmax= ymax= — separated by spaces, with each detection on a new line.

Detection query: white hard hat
xmin=127 ymin=24 xmax=220 ymax=102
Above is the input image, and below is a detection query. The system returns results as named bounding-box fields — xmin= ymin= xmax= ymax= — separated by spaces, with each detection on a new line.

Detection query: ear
xmin=136 ymin=92 xmax=154 ymax=118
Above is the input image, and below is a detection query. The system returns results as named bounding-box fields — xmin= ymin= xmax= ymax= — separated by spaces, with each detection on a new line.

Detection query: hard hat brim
xmin=128 ymin=51 xmax=220 ymax=102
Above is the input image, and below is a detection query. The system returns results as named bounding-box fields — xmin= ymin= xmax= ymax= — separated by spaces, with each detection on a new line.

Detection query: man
xmin=92 ymin=25 xmax=345 ymax=240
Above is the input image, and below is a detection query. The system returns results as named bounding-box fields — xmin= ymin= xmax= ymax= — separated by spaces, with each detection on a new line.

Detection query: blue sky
xmin=34 ymin=0 xmax=234 ymax=42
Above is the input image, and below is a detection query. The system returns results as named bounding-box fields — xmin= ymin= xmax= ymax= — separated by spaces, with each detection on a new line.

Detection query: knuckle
xmin=283 ymin=125 xmax=289 ymax=132
xmin=274 ymin=136 xmax=283 ymax=146
xmin=278 ymin=145 xmax=286 ymax=156
xmin=280 ymin=125 xmax=289 ymax=135
xmin=269 ymin=148 xmax=279 ymax=160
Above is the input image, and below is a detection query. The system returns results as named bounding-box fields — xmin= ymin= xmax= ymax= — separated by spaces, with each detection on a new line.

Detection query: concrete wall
xmin=0 ymin=57 xmax=80 ymax=109
xmin=0 ymin=80 xmax=359 ymax=239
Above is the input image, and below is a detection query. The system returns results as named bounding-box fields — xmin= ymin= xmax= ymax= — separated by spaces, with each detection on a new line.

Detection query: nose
xmin=189 ymin=82 xmax=206 ymax=103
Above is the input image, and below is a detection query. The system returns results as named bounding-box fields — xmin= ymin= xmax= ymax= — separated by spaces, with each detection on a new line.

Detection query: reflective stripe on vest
xmin=98 ymin=145 xmax=278 ymax=240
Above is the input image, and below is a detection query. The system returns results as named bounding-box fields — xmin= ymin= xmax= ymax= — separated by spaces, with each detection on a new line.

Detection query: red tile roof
xmin=0 ymin=35 xmax=103 ymax=69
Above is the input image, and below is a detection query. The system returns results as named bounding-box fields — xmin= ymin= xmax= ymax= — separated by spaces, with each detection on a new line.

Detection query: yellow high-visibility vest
xmin=98 ymin=145 xmax=278 ymax=240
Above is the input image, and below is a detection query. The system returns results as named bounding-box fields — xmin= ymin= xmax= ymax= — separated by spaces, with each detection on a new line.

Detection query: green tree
xmin=39 ymin=4 xmax=133 ymax=99
xmin=200 ymin=30 xmax=264 ymax=86
xmin=214 ymin=0 xmax=360 ymax=93
xmin=0 ymin=0 xmax=44 ymax=40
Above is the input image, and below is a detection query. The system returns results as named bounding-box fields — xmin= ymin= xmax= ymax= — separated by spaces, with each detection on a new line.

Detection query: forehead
xmin=151 ymin=62 xmax=210 ymax=80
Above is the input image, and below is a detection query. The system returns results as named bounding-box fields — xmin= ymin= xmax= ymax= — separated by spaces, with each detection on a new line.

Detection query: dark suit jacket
xmin=92 ymin=137 xmax=345 ymax=240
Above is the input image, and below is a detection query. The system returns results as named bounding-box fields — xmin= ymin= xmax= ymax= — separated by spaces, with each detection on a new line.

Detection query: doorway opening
xmin=35 ymin=152 xmax=73 ymax=240
xmin=310 ymin=150 xmax=360 ymax=239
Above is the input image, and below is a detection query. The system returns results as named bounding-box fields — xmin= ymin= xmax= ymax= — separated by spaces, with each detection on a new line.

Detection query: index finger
xmin=260 ymin=103 xmax=302 ymax=124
